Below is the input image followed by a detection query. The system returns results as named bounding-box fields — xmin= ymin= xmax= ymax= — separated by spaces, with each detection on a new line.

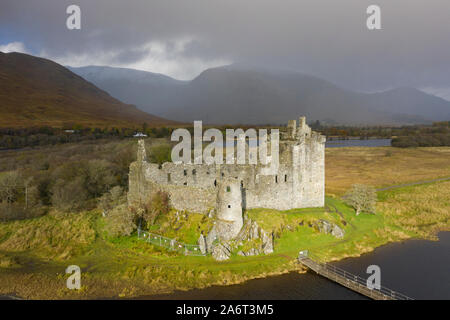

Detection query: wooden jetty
xmin=298 ymin=251 xmax=413 ymax=300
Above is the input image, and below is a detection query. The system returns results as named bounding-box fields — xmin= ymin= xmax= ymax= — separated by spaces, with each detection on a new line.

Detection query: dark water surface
xmin=146 ymin=271 xmax=367 ymax=300
xmin=326 ymin=139 xmax=391 ymax=148
xmin=148 ymin=232 xmax=450 ymax=300
xmin=334 ymin=232 xmax=450 ymax=300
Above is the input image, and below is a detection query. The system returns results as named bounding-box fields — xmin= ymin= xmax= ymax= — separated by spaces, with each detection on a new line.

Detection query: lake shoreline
xmin=1 ymin=147 xmax=448 ymax=300
xmin=1 ymin=228 xmax=448 ymax=300
xmin=134 ymin=230 xmax=450 ymax=300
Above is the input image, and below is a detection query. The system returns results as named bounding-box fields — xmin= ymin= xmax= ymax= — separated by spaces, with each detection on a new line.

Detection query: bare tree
xmin=343 ymin=184 xmax=377 ymax=215
xmin=51 ymin=177 xmax=87 ymax=212
xmin=0 ymin=171 xmax=23 ymax=203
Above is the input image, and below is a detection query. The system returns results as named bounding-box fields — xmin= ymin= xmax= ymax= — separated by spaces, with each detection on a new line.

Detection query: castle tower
xmin=297 ymin=116 xmax=311 ymax=138
xmin=287 ymin=120 xmax=297 ymax=139
xmin=137 ymin=139 xmax=147 ymax=163
xmin=215 ymin=178 xmax=244 ymax=240
xmin=299 ymin=116 xmax=306 ymax=128
xmin=128 ymin=139 xmax=150 ymax=207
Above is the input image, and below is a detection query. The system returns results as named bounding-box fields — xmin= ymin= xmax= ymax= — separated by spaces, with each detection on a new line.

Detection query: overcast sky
xmin=1 ymin=0 xmax=450 ymax=98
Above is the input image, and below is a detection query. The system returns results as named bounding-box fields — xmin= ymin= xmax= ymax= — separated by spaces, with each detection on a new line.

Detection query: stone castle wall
xmin=128 ymin=117 xmax=325 ymax=215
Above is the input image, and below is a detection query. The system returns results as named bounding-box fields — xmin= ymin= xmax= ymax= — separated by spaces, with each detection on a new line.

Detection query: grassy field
xmin=0 ymin=146 xmax=449 ymax=299
xmin=378 ymin=180 xmax=450 ymax=239
xmin=325 ymin=147 xmax=450 ymax=195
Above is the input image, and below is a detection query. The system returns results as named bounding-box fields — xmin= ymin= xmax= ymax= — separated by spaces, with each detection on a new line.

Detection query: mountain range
xmin=0 ymin=52 xmax=173 ymax=128
xmin=1 ymin=51 xmax=448 ymax=128
xmin=69 ymin=65 xmax=450 ymax=126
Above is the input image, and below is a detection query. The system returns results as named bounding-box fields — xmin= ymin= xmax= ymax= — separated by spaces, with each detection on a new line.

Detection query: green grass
xmin=0 ymin=210 xmax=97 ymax=260
xmin=149 ymin=210 xmax=214 ymax=244
xmin=377 ymin=180 xmax=450 ymax=239
xmin=0 ymin=180 xmax=449 ymax=299
xmin=246 ymin=197 xmax=390 ymax=261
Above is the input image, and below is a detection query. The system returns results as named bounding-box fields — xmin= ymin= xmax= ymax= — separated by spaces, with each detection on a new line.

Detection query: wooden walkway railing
xmin=298 ymin=251 xmax=413 ymax=300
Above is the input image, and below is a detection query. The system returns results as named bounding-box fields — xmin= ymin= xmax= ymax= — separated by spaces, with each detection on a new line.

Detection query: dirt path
xmin=376 ymin=177 xmax=450 ymax=191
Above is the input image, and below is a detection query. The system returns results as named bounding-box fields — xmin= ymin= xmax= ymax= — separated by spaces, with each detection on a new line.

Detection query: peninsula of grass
xmin=1 ymin=146 xmax=449 ymax=299
xmin=1 ymin=179 xmax=449 ymax=299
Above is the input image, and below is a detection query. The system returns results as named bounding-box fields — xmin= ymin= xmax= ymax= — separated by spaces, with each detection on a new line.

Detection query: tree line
xmin=0 ymin=125 xmax=175 ymax=150
xmin=310 ymin=120 xmax=450 ymax=140
xmin=0 ymin=140 xmax=136 ymax=221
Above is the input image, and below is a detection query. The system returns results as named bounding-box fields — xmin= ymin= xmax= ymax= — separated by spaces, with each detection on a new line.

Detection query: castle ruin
xmin=128 ymin=116 xmax=325 ymax=242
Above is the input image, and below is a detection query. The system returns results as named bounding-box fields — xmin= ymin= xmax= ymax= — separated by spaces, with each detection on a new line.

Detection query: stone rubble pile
xmin=199 ymin=218 xmax=274 ymax=261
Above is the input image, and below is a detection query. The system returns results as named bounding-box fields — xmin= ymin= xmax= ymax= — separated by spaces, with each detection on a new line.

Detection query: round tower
xmin=215 ymin=177 xmax=244 ymax=240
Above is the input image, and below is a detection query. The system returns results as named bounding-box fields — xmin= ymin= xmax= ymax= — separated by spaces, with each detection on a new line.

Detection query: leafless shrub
xmin=104 ymin=204 xmax=136 ymax=237
xmin=51 ymin=177 xmax=88 ymax=212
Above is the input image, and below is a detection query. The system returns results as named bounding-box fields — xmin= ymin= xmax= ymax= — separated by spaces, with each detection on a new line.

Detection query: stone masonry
xmin=128 ymin=116 xmax=326 ymax=240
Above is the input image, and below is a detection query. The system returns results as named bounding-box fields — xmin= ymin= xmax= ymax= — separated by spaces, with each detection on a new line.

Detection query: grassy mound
xmin=0 ymin=211 xmax=96 ymax=261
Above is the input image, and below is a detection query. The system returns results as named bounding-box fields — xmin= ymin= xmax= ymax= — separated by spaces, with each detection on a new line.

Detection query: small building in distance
xmin=133 ymin=132 xmax=148 ymax=138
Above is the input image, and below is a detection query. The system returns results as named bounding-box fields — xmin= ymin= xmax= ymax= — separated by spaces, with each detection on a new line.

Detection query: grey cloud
xmin=1 ymin=0 xmax=450 ymax=91
xmin=108 ymin=47 xmax=150 ymax=65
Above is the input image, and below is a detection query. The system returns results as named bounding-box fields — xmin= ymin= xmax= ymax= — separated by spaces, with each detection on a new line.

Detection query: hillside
xmin=67 ymin=65 xmax=185 ymax=121
xmin=70 ymin=65 xmax=450 ymax=125
xmin=0 ymin=52 xmax=175 ymax=128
